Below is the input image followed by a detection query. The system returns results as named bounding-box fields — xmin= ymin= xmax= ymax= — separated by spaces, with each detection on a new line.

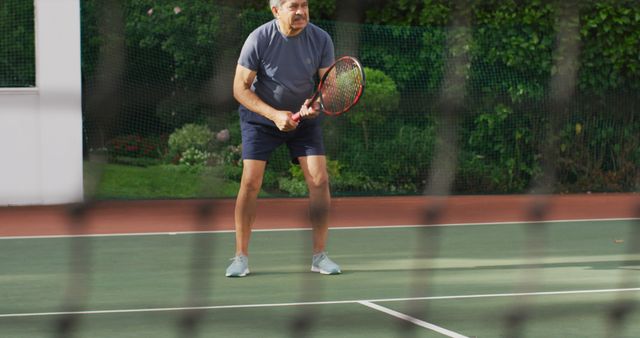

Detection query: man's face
xmin=273 ymin=0 xmax=309 ymax=35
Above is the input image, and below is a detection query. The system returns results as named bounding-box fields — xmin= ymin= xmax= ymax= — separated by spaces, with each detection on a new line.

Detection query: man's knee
xmin=307 ymin=172 xmax=329 ymax=191
xmin=240 ymin=178 xmax=262 ymax=192
xmin=240 ymin=175 xmax=263 ymax=194
xmin=239 ymin=160 xmax=266 ymax=194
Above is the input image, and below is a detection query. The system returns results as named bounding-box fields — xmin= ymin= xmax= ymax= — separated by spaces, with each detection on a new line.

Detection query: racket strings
xmin=321 ymin=59 xmax=364 ymax=115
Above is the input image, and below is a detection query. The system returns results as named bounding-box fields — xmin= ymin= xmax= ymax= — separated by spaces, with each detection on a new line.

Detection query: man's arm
xmin=318 ymin=67 xmax=329 ymax=79
xmin=233 ymin=64 xmax=297 ymax=131
xmin=297 ymin=66 xmax=331 ymax=119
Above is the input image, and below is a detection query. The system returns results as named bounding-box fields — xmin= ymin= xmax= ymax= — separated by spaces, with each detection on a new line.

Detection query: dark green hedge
xmin=5 ymin=0 xmax=634 ymax=196
xmin=0 ymin=0 xmax=35 ymax=87
xmin=361 ymin=0 xmax=640 ymax=193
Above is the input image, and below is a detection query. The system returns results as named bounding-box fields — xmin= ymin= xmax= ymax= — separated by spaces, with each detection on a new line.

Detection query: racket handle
xmin=291 ymin=98 xmax=316 ymax=122
xmin=292 ymin=93 xmax=318 ymax=122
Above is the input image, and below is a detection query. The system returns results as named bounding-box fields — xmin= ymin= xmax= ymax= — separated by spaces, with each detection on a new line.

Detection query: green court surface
xmin=1 ymin=219 xmax=639 ymax=337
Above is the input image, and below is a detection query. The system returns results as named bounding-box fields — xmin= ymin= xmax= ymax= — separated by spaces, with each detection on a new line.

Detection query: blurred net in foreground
xmin=2 ymin=2 xmax=640 ymax=338
xmin=79 ymin=2 xmax=640 ymax=199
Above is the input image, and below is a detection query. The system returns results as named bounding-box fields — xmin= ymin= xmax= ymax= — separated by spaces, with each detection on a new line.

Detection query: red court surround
xmin=0 ymin=194 xmax=638 ymax=237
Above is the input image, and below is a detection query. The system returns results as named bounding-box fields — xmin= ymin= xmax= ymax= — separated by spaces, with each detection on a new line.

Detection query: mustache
xmin=294 ymin=14 xmax=306 ymax=20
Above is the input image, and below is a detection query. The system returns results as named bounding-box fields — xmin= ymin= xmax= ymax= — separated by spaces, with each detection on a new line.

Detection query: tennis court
xmin=1 ymin=196 xmax=639 ymax=337
xmin=2 ymin=2 xmax=640 ymax=337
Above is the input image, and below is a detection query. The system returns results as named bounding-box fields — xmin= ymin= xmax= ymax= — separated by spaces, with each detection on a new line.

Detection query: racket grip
xmin=291 ymin=97 xmax=315 ymax=122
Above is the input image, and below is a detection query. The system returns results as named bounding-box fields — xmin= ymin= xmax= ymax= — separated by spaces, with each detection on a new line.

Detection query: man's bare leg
xmin=234 ymin=159 xmax=267 ymax=256
xmin=299 ymin=156 xmax=330 ymax=253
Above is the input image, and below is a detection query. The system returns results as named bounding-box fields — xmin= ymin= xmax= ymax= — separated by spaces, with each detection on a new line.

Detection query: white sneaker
xmin=311 ymin=252 xmax=341 ymax=275
xmin=225 ymin=255 xmax=250 ymax=277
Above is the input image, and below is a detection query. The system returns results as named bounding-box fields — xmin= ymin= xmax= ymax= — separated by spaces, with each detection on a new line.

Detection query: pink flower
xmin=216 ymin=129 xmax=230 ymax=142
xmin=147 ymin=8 xmax=154 ymax=16
xmin=173 ymin=6 xmax=182 ymax=15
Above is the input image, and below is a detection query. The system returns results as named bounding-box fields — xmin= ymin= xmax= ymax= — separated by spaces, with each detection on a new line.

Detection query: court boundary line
xmin=359 ymin=301 xmax=470 ymax=338
xmin=2 ymin=287 xmax=639 ymax=318
xmin=0 ymin=217 xmax=637 ymax=240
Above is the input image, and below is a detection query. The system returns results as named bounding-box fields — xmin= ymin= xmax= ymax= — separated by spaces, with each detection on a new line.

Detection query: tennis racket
xmin=292 ymin=56 xmax=365 ymax=122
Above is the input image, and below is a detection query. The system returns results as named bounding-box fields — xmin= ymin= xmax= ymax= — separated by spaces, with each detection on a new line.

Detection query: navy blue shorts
xmin=240 ymin=120 xmax=325 ymax=163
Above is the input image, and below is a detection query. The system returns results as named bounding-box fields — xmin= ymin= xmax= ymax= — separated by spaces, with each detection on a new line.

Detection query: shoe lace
xmin=229 ymin=255 xmax=246 ymax=263
xmin=314 ymin=252 xmax=329 ymax=264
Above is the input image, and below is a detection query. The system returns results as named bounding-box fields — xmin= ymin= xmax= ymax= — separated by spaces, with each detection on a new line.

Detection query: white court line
xmin=0 ymin=217 xmax=637 ymax=240
xmin=359 ymin=301 xmax=469 ymax=338
xmin=1 ymin=287 xmax=639 ymax=319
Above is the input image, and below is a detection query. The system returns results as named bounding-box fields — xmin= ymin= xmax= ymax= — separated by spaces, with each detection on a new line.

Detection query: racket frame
xmin=292 ymin=56 xmax=365 ymax=121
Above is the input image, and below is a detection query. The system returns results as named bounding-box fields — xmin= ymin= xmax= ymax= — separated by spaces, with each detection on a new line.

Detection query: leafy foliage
xmin=469 ymin=0 xmax=555 ymax=101
xmin=168 ymin=123 xmax=214 ymax=156
xmin=464 ymin=104 xmax=542 ymax=192
xmin=5 ymin=0 xmax=626 ymax=196
xmin=0 ymin=0 xmax=35 ymax=87
xmin=106 ymin=134 xmax=168 ymax=164
xmin=348 ymin=67 xmax=400 ymax=148
xmin=578 ymin=0 xmax=640 ymax=92
xmin=178 ymin=148 xmax=211 ymax=167
xmin=353 ymin=68 xmax=400 ymax=120
xmin=365 ymin=0 xmax=426 ymax=26
xmin=126 ymin=1 xmax=222 ymax=88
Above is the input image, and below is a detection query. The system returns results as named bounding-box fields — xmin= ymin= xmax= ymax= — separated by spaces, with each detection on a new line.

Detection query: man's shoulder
xmin=243 ymin=19 xmax=279 ymax=52
xmin=249 ymin=19 xmax=278 ymax=38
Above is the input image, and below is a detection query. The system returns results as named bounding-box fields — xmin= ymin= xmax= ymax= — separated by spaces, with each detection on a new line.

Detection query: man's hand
xmin=272 ymin=110 xmax=298 ymax=132
xmin=297 ymin=99 xmax=321 ymax=120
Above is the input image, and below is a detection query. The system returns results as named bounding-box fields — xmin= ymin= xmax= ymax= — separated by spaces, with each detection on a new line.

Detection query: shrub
xmin=556 ymin=114 xmax=640 ymax=192
xmin=277 ymin=177 xmax=308 ymax=196
xmin=348 ymin=67 xmax=400 ymax=149
xmin=356 ymin=67 xmax=401 ymax=114
xmin=167 ymin=123 xmax=214 ymax=161
xmin=106 ymin=134 xmax=168 ymax=160
xmin=464 ymin=104 xmax=541 ymax=193
xmin=178 ymin=147 xmax=211 ymax=167
xmin=277 ymin=160 xmax=344 ymax=196
xmin=339 ymin=123 xmax=436 ymax=194
xmin=579 ymin=0 xmax=640 ymax=92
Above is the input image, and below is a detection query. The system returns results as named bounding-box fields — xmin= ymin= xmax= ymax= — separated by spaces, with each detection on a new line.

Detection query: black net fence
xmin=0 ymin=0 xmax=35 ymax=87
xmin=2 ymin=2 xmax=640 ymax=338
xmin=80 ymin=2 xmax=640 ymax=199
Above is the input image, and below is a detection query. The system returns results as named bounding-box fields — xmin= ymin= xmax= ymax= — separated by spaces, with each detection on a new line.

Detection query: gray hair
xmin=270 ymin=0 xmax=284 ymax=18
xmin=270 ymin=0 xmax=282 ymax=9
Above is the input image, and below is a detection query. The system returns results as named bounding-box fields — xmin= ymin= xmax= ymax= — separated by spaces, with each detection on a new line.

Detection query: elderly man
xmin=226 ymin=0 xmax=341 ymax=277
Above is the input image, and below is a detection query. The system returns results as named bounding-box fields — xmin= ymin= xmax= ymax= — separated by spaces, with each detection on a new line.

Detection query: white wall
xmin=0 ymin=0 xmax=83 ymax=205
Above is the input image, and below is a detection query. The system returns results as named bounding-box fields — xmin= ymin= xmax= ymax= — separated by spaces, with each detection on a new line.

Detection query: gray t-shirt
xmin=238 ymin=19 xmax=335 ymax=126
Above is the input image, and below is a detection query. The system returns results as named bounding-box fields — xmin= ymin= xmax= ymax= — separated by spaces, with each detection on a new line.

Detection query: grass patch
xmin=84 ymin=162 xmax=243 ymax=199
